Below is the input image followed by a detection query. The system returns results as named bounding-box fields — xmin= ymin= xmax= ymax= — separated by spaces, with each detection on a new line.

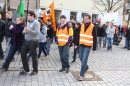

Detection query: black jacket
xmin=73 ymin=28 xmax=80 ymax=45
xmin=126 ymin=28 xmax=130 ymax=40
xmin=97 ymin=26 xmax=104 ymax=37
xmin=0 ymin=19 xmax=5 ymax=37
xmin=5 ymin=18 xmax=15 ymax=38
xmin=47 ymin=25 xmax=54 ymax=39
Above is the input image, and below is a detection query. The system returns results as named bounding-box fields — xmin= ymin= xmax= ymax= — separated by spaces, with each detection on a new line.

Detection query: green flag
xmin=17 ymin=0 xmax=25 ymax=17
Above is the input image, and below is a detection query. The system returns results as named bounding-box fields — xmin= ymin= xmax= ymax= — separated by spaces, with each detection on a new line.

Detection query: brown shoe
xmin=43 ymin=56 xmax=49 ymax=60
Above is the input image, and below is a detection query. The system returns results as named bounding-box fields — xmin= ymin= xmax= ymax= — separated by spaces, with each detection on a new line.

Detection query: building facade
xmin=40 ymin=0 xmax=123 ymax=25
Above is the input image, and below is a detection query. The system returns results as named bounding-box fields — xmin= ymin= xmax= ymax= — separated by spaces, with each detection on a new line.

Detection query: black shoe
xmin=123 ymin=47 xmax=127 ymax=49
xmin=1 ymin=68 xmax=8 ymax=72
xmin=30 ymin=71 xmax=38 ymax=75
xmin=66 ymin=68 xmax=70 ymax=73
xmin=59 ymin=68 xmax=65 ymax=72
xmin=0 ymin=56 xmax=4 ymax=60
xmin=128 ymin=48 xmax=130 ymax=50
xmin=19 ymin=70 xmax=27 ymax=74
xmin=12 ymin=58 xmax=15 ymax=61
xmin=71 ymin=60 xmax=75 ymax=63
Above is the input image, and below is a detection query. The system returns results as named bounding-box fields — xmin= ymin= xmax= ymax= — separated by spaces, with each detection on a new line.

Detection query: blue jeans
xmin=107 ymin=37 xmax=113 ymax=49
xmin=58 ymin=45 xmax=70 ymax=68
xmin=2 ymin=45 xmax=22 ymax=70
xmin=0 ymin=37 xmax=4 ymax=57
xmin=125 ymin=37 xmax=128 ymax=48
xmin=103 ymin=36 xmax=107 ymax=45
xmin=46 ymin=38 xmax=52 ymax=55
xmin=5 ymin=38 xmax=11 ymax=59
xmin=79 ymin=46 xmax=91 ymax=77
xmin=38 ymin=42 xmax=47 ymax=58
xmin=127 ymin=39 xmax=130 ymax=48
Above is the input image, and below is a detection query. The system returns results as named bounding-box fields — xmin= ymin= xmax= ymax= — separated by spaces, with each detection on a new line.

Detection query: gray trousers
xmin=3 ymin=37 xmax=11 ymax=63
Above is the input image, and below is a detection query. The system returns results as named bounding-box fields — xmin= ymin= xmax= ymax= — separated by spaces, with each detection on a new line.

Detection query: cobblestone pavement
xmin=0 ymin=38 xmax=130 ymax=86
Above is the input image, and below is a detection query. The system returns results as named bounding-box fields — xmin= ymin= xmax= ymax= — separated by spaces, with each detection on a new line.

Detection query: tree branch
xmin=101 ymin=0 xmax=108 ymax=11
xmin=106 ymin=0 xmax=111 ymax=12
xmin=94 ymin=2 xmax=104 ymax=16
xmin=114 ymin=3 xmax=124 ymax=12
xmin=112 ymin=0 xmax=122 ymax=8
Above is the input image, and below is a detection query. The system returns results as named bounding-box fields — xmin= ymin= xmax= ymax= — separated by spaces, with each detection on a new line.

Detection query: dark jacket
xmin=102 ymin=24 xmax=107 ymax=36
xmin=97 ymin=26 xmax=104 ymax=37
xmin=10 ymin=23 xmax=25 ymax=47
xmin=126 ymin=28 xmax=130 ymax=40
xmin=47 ymin=25 xmax=54 ymax=39
xmin=5 ymin=18 xmax=15 ymax=38
xmin=76 ymin=23 xmax=97 ymax=50
xmin=0 ymin=19 xmax=5 ymax=37
xmin=73 ymin=28 xmax=80 ymax=46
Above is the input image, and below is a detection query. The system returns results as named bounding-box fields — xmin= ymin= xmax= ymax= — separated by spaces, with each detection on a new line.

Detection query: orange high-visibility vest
xmin=57 ymin=27 xmax=69 ymax=46
xmin=80 ymin=23 xmax=94 ymax=46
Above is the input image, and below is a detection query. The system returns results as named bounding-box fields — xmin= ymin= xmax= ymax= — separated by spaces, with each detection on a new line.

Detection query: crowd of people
xmin=0 ymin=10 xmax=130 ymax=81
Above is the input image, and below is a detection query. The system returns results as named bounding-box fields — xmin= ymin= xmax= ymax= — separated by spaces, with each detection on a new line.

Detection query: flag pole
xmin=26 ymin=0 xmax=29 ymax=26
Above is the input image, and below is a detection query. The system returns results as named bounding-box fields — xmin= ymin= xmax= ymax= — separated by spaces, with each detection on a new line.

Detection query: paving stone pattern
xmin=0 ymin=38 xmax=130 ymax=86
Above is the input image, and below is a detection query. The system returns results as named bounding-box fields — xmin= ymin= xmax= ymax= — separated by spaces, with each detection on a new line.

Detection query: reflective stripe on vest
xmin=80 ymin=23 xmax=94 ymax=46
xmin=57 ymin=27 xmax=69 ymax=46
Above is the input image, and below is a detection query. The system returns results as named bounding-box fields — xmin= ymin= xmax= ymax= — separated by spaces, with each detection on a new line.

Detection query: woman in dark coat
xmin=2 ymin=17 xmax=25 ymax=71
xmin=71 ymin=22 xmax=81 ymax=63
xmin=97 ymin=24 xmax=104 ymax=49
xmin=126 ymin=27 xmax=130 ymax=50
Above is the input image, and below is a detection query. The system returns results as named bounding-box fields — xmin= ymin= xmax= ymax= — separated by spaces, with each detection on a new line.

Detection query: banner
xmin=43 ymin=2 xmax=56 ymax=31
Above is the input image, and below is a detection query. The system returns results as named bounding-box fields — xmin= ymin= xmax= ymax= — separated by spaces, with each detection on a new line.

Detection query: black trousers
xmin=21 ymin=40 xmax=38 ymax=72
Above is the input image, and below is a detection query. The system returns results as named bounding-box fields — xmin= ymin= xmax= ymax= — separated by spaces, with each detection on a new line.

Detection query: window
xmin=82 ymin=13 xmax=89 ymax=18
xmin=70 ymin=12 xmax=77 ymax=20
xmin=92 ymin=14 xmax=98 ymax=23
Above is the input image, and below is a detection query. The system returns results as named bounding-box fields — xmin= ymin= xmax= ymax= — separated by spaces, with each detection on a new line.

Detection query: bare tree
xmin=93 ymin=0 xmax=124 ymax=15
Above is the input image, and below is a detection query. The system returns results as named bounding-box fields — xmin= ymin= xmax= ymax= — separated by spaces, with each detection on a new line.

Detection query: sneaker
xmin=59 ymin=68 xmax=65 ymax=72
xmin=79 ymin=76 xmax=86 ymax=81
xmin=66 ymin=68 xmax=70 ymax=73
xmin=19 ymin=70 xmax=27 ymax=74
xmin=30 ymin=71 xmax=38 ymax=75
xmin=123 ymin=47 xmax=127 ymax=49
xmin=43 ymin=56 xmax=49 ymax=60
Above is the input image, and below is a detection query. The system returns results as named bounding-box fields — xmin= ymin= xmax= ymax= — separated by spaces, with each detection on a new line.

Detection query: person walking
xmin=76 ymin=14 xmax=97 ymax=81
xmin=37 ymin=19 xmax=48 ymax=59
xmin=56 ymin=15 xmax=73 ymax=73
xmin=44 ymin=19 xmax=54 ymax=60
xmin=71 ymin=22 xmax=81 ymax=63
xmin=97 ymin=24 xmax=104 ymax=49
xmin=2 ymin=17 xmax=25 ymax=71
xmin=0 ymin=14 xmax=5 ymax=59
xmin=106 ymin=22 xmax=115 ymax=50
xmin=126 ymin=27 xmax=130 ymax=50
xmin=20 ymin=11 xmax=40 ymax=75
xmin=4 ymin=11 xmax=15 ymax=60
xmin=102 ymin=22 xmax=108 ymax=48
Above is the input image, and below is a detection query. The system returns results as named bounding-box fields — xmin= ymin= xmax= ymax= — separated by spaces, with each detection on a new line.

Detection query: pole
xmin=26 ymin=0 xmax=29 ymax=26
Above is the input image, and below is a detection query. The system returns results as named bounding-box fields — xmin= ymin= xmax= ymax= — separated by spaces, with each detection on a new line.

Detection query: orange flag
xmin=43 ymin=2 xmax=56 ymax=31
